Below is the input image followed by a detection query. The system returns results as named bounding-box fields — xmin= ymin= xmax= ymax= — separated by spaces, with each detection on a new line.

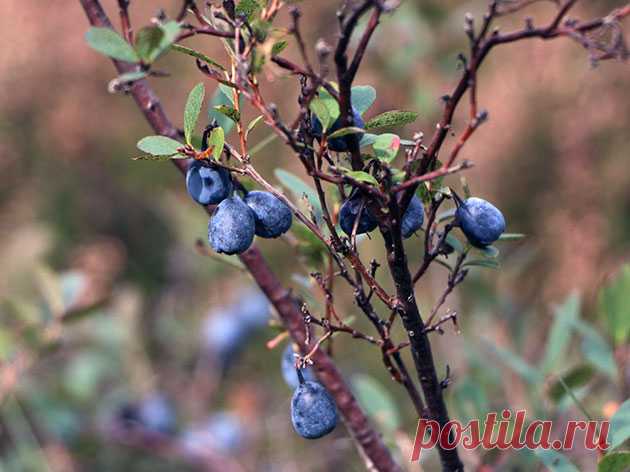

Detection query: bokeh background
xmin=1 ymin=0 xmax=629 ymax=471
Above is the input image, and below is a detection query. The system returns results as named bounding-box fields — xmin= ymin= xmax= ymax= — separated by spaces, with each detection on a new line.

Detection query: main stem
xmin=78 ymin=1 xmax=401 ymax=471
xmin=381 ymin=202 xmax=464 ymax=471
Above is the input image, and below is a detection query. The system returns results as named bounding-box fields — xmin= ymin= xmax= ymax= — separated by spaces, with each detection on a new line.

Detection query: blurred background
xmin=1 ymin=0 xmax=629 ymax=471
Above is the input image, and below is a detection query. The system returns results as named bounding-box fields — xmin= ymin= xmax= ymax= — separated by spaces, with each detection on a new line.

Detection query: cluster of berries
xmin=186 ymin=160 xmax=293 ymax=255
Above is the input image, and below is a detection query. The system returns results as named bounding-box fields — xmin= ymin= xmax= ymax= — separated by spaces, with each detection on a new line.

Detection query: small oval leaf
xmin=86 ymin=27 xmax=139 ymax=62
xmin=137 ymin=136 xmax=182 ymax=155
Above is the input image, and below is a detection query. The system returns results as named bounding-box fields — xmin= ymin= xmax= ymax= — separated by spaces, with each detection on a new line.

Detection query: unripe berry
xmin=209 ymin=196 xmax=255 ymax=255
xmin=244 ymin=191 xmax=293 ymax=238
xmin=455 ymin=196 xmax=506 ymax=247
xmin=291 ymin=380 xmax=337 ymax=439
xmin=186 ymin=160 xmax=232 ymax=205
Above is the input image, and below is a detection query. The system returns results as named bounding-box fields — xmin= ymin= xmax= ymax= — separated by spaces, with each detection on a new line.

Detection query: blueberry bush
xmin=78 ymin=0 xmax=629 ymax=470
xmin=0 ymin=0 xmax=629 ymax=471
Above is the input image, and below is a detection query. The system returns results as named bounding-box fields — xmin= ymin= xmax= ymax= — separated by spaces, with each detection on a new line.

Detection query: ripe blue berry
xmin=234 ymin=287 xmax=271 ymax=329
xmin=244 ymin=191 xmax=293 ymax=238
xmin=339 ymin=193 xmax=378 ymax=236
xmin=456 ymin=196 xmax=506 ymax=247
xmin=401 ymin=195 xmax=425 ymax=238
xmin=209 ymin=196 xmax=255 ymax=255
xmin=291 ymin=380 xmax=338 ymax=439
xmin=202 ymin=311 xmax=246 ymax=365
xmin=186 ymin=160 xmax=232 ymax=205
xmin=312 ymin=107 xmax=365 ymax=152
xmin=180 ymin=412 xmax=244 ymax=454
xmin=138 ymin=393 xmax=176 ymax=435
xmin=281 ymin=343 xmax=317 ymax=388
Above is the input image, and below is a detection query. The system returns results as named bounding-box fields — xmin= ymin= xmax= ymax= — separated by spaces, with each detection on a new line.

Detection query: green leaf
xmin=569 ymin=319 xmax=617 ymax=378
xmin=235 ymin=0 xmax=262 ymax=21
xmin=351 ymin=374 xmax=401 ymax=433
xmin=134 ymin=26 xmax=164 ymax=63
xmin=499 ymin=232 xmax=526 ymax=241
xmin=445 ymin=233 xmax=465 ymax=254
xmin=463 ymin=259 xmax=499 ymax=270
xmin=534 ymin=449 xmax=579 ymax=472
xmin=359 ymin=133 xmax=378 ymax=147
xmin=482 ymin=339 xmax=543 ymax=384
xmin=137 ymin=136 xmax=182 ymax=155
xmin=218 ymin=83 xmax=236 ymax=105
xmin=609 ymin=399 xmax=630 ymax=450
xmin=479 ymin=245 xmax=499 ymax=258
xmin=343 ymin=170 xmax=378 ymax=186
xmin=541 ymin=292 xmax=581 ymax=373
xmin=207 ymin=127 xmax=225 ymax=161
xmin=598 ymin=264 xmax=630 ymax=346
xmin=209 ymin=87 xmax=236 ymax=134
xmin=85 ymin=27 xmax=139 ymax=62
xmin=372 ymin=133 xmax=400 ymax=163
xmin=246 ymin=115 xmax=264 ymax=138
xmin=547 ymin=364 xmax=595 ymax=402
xmin=310 ymin=89 xmax=340 ymax=132
xmin=170 ymin=44 xmax=226 ymax=71
xmin=292 ymin=224 xmax=327 ymax=268
xmin=351 ymin=85 xmax=376 ymax=115
xmin=213 ymin=105 xmax=240 ymax=123
xmin=131 ymin=153 xmax=186 ymax=161
xmin=274 ymin=169 xmax=322 ymax=222
xmin=365 ymin=110 xmax=419 ymax=130
xmin=328 ymin=126 xmax=365 ymax=139
xmin=599 ymin=452 xmax=630 ymax=472
xmin=158 ymin=21 xmax=181 ymax=54
xmin=184 ymin=83 xmax=205 ymax=145
xmin=271 ymin=40 xmax=288 ymax=56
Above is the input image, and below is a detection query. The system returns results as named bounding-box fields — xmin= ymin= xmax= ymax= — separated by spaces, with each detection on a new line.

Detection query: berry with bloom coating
xmin=186 ymin=160 xmax=232 ymax=205
xmin=339 ymin=193 xmax=378 ymax=236
xmin=312 ymin=107 xmax=365 ymax=152
xmin=291 ymin=380 xmax=337 ymax=439
xmin=234 ymin=287 xmax=271 ymax=329
xmin=138 ymin=393 xmax=176 ymax=435
xmin=244 ymin=191 xmax=293 ymax=238
xmin=202 ymin=311 xmax=246 ymax=365
xmin=455 ymin=196 xmax=506 ymax=247
xmin=180 ymin=412 xmax=245 ymax=454
xmin=281 ymin=343 xmax=317 ymax=388
xmin=401 ymin=195 xmax=425 ymax=238
xmin=209 ymin=196 xmax=255 ymax=255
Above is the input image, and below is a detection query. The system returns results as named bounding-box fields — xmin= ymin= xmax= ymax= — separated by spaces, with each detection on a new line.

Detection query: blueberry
xmin=281 ymin=343 xmax=317 ymax=389
xmin=234 ymin=287 xmax=271 ymax=330
xmin=115 ymin=403 xmax=141 ymax=429
xmin=401 ymin=195 xmax=425 ymax=238
xmin=312 ymin=107 xmax=365 ymax=152
xmin=138 ymin=393 xmax=176 ymax=435
xmin=209 ymin=196 xmax=256 ymax=255
xmin=180 ymin=412 xmax=244 ymax=454
xmin=339 ymin=193 xmax=378 ymax=236
xmin=202 ymin=310 xmax=246 ymax=365
xmin=186 ymin=160 xmax=232 ymax=205
xmin=244 ymin=191 xmax=293 ymax=238
xmin=114 ymin=393 xmax=175 ymax=435
xmin=455 ymin=196 xmax=506 ymax=247
xmin=291 ymin=380 xmax=337 ymax=439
